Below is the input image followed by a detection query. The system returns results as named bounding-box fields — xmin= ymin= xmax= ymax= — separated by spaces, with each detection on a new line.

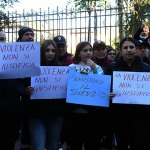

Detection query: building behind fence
xmin=1 ymin=3 xmax=147 ymax=54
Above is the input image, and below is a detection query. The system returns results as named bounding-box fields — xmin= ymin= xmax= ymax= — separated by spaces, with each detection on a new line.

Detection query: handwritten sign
xmin=66 ymin=66 xmax=111 ymax=107
xmin=113 ymin=71 xmax=150 ymax=105
xmin=31 ymin=66 xmax=69 ymax=99
xmin=0 ymin=42 xmax=40 ymax=79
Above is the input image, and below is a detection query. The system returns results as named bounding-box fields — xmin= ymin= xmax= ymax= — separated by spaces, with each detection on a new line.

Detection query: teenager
xmin=106 ymin=37 xmax=150 ymax=149
xmin=24 ymin=39 xmax=65 ymax=150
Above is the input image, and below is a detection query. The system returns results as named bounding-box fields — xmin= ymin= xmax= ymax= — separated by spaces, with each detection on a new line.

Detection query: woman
xmin=106 ymin=37 xmax=150 ymax=149
xmin=66 ymin=41 xmax=104 ymax=150
xmin=106 ymin=48 xmax=116 ymax=62
xmin=23 ymin=39 xmax=65 ymax=150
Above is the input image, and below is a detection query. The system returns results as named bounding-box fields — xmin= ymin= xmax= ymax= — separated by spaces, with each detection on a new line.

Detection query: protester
xmin=23 ymin=39 xmax=65 ymax=150
xmin=17 ymin=27 xmax=34 ymax=150
xmin=134 ymin=23 xmax=149 ymax=42
xmin=106 ymin=47 xmax=117 ymax=62
xmin=53 ymin=35 xmax=73 ymax=148
xmin=135 ymin=40 xmax=150 ymax=66
xmin=93 ymin=41 xmax=111 ymax=73
xmin=66 ymin=41 xmax=104 ymax=150
xmin=105 ymin=37 xmax=150 ymax=149
xmin=93 ymin=41 xmax=114 ymax=149
xmin=53 ymin=35 xmax=73 ymax=66
xmin=17 ymin=27 xmax=34 ymax=42
xmin=0 ymin=29 xmax=23 ymax=150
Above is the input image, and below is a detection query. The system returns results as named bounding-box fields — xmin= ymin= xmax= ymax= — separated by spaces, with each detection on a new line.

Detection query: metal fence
xmin=0 ymin=4 xmax=142 ymax=53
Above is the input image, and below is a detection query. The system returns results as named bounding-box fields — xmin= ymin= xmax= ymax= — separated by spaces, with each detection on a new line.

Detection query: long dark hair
xmin=73 ymin=41 xmax=92 ymax=64
xmin=40 ymin=39 xmax=59 ymax=66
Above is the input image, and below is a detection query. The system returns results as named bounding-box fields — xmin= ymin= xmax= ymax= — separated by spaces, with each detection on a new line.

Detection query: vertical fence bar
xmin=3 ymin=4 xmax=148 ymax=50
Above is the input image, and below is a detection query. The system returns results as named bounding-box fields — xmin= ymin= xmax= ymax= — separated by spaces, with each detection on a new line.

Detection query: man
xmin=0 ymin=29 xmax=23 ymax=150
xmin=93 ymin=41 xmax=111 ymax=73
xmin=17 ymin=27 xmax=34 ymax=150
xmin=135 ymin=40 xmax=150 ymax=66
xmin=53 ymin=35 xmax=73 ymax=66
xmin=17 ymin=27 xmax=34 ymax=42
xmin=134 ymin=23 xmax=149 ymax=42
xmin=53 ymin=35 xmax=73 ymax=149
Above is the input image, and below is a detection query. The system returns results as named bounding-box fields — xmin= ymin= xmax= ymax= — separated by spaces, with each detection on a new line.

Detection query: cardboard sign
xmin=113 ymin=71 xmax=150 ymax=105
xmin=66 ymin=66 xmax=111 ymax=107
xmin=31 ymin=66 xmax=69 ymax=99
xmin=0 ymin=42 xmax=40 ymax=79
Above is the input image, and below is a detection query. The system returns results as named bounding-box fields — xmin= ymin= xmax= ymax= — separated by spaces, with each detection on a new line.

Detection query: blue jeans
xmin=29 ymin=115 xmax=64 ymax=150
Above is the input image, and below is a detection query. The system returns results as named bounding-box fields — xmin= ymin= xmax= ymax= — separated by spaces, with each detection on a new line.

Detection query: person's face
xmin=121 ymin=41 xmax=136 ymax=62
xmin=79 ymin=44 xmax=93 ymax=63
xmin=21 ymin=32 xmax=34 ymax=42
xmin=57 ymin=44 xmax=67 ymax=57
xmin=141 ymin=27 xmax=149 ymax=37
xmin=45 ymin=44 xmax=56 ymax=62
xmin=107 ymin=50 xmax=116 ymax=61
xmin=0 ymin=31 xmax=6 ymax=43
xmin=136 ymin=45 xmax=149 ymax=58
xmin=94 ymin=46 xmax=107 ymax=59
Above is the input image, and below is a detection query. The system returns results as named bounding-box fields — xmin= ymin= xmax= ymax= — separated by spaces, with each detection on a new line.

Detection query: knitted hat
xmin=18 ymin=27 xmax=33 ymax=40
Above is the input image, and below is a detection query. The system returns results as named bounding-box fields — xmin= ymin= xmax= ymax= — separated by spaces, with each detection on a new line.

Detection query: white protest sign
xmin=0 ymin=42 xmax=40 ymax=79
xmin=31 ymin=66 xmax=69 ymax=99
xmin=113 ymin=71 xmax=150 ymax=105
xmin=66 ymin=66 xmax=111 ymax=107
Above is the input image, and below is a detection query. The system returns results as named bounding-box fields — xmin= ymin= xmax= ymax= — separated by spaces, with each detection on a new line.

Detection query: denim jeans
xmin=29 ymin=115 xmax=64 ymax=150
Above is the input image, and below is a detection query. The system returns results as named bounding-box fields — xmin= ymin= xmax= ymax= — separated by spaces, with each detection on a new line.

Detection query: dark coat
xmin=105 ymin=56 xmax=150 ymax=113
xmin=0 ymin=79 xmax=23 ymax=116
xmin=21 ymin=77 xmax=66 ymax=119
xmin=106 ymin=56 xmax=150 ymax=75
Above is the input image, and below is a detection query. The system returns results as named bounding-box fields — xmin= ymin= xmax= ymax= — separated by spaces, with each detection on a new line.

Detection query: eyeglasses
xmin=108 ymin=53 xmax=116 ymax=55
xmin=0 ymin=37 xmax=6 ymax=41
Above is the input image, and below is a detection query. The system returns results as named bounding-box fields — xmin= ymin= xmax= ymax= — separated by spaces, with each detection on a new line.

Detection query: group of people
xmin=0 ymin=22 xmax=150 ymax=150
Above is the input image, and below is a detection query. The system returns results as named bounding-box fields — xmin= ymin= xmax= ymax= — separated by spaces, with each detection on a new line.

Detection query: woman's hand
xmin=26 ymin=86 xmax=34 ymax=95
xmin=86 ymin=59 xmax=97 ymax=73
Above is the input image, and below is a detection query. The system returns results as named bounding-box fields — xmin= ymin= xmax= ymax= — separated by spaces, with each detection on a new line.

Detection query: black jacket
xmin=0 ymin=79 xmax=23 ymax=116
xmin=105 ymin=56 xmax=150 ymax=113
xmin=21 ymin=78 xmax=66 ymax=118
xmin=106 ymin=56 xmax=150 ymax=74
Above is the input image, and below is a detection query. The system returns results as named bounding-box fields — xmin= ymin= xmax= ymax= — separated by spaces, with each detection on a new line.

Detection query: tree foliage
xmin=0 ymin=0 xmax=19 ymax=9
xmin=0 ymin=0 xmax=19 ymax=28
xmin=67 ymin=0 xmax=150 ymax=46
xmin=120 ymin=0 xmax=150 ymax=36
xmin=67 ymin=0 xmax=109 ymax=10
